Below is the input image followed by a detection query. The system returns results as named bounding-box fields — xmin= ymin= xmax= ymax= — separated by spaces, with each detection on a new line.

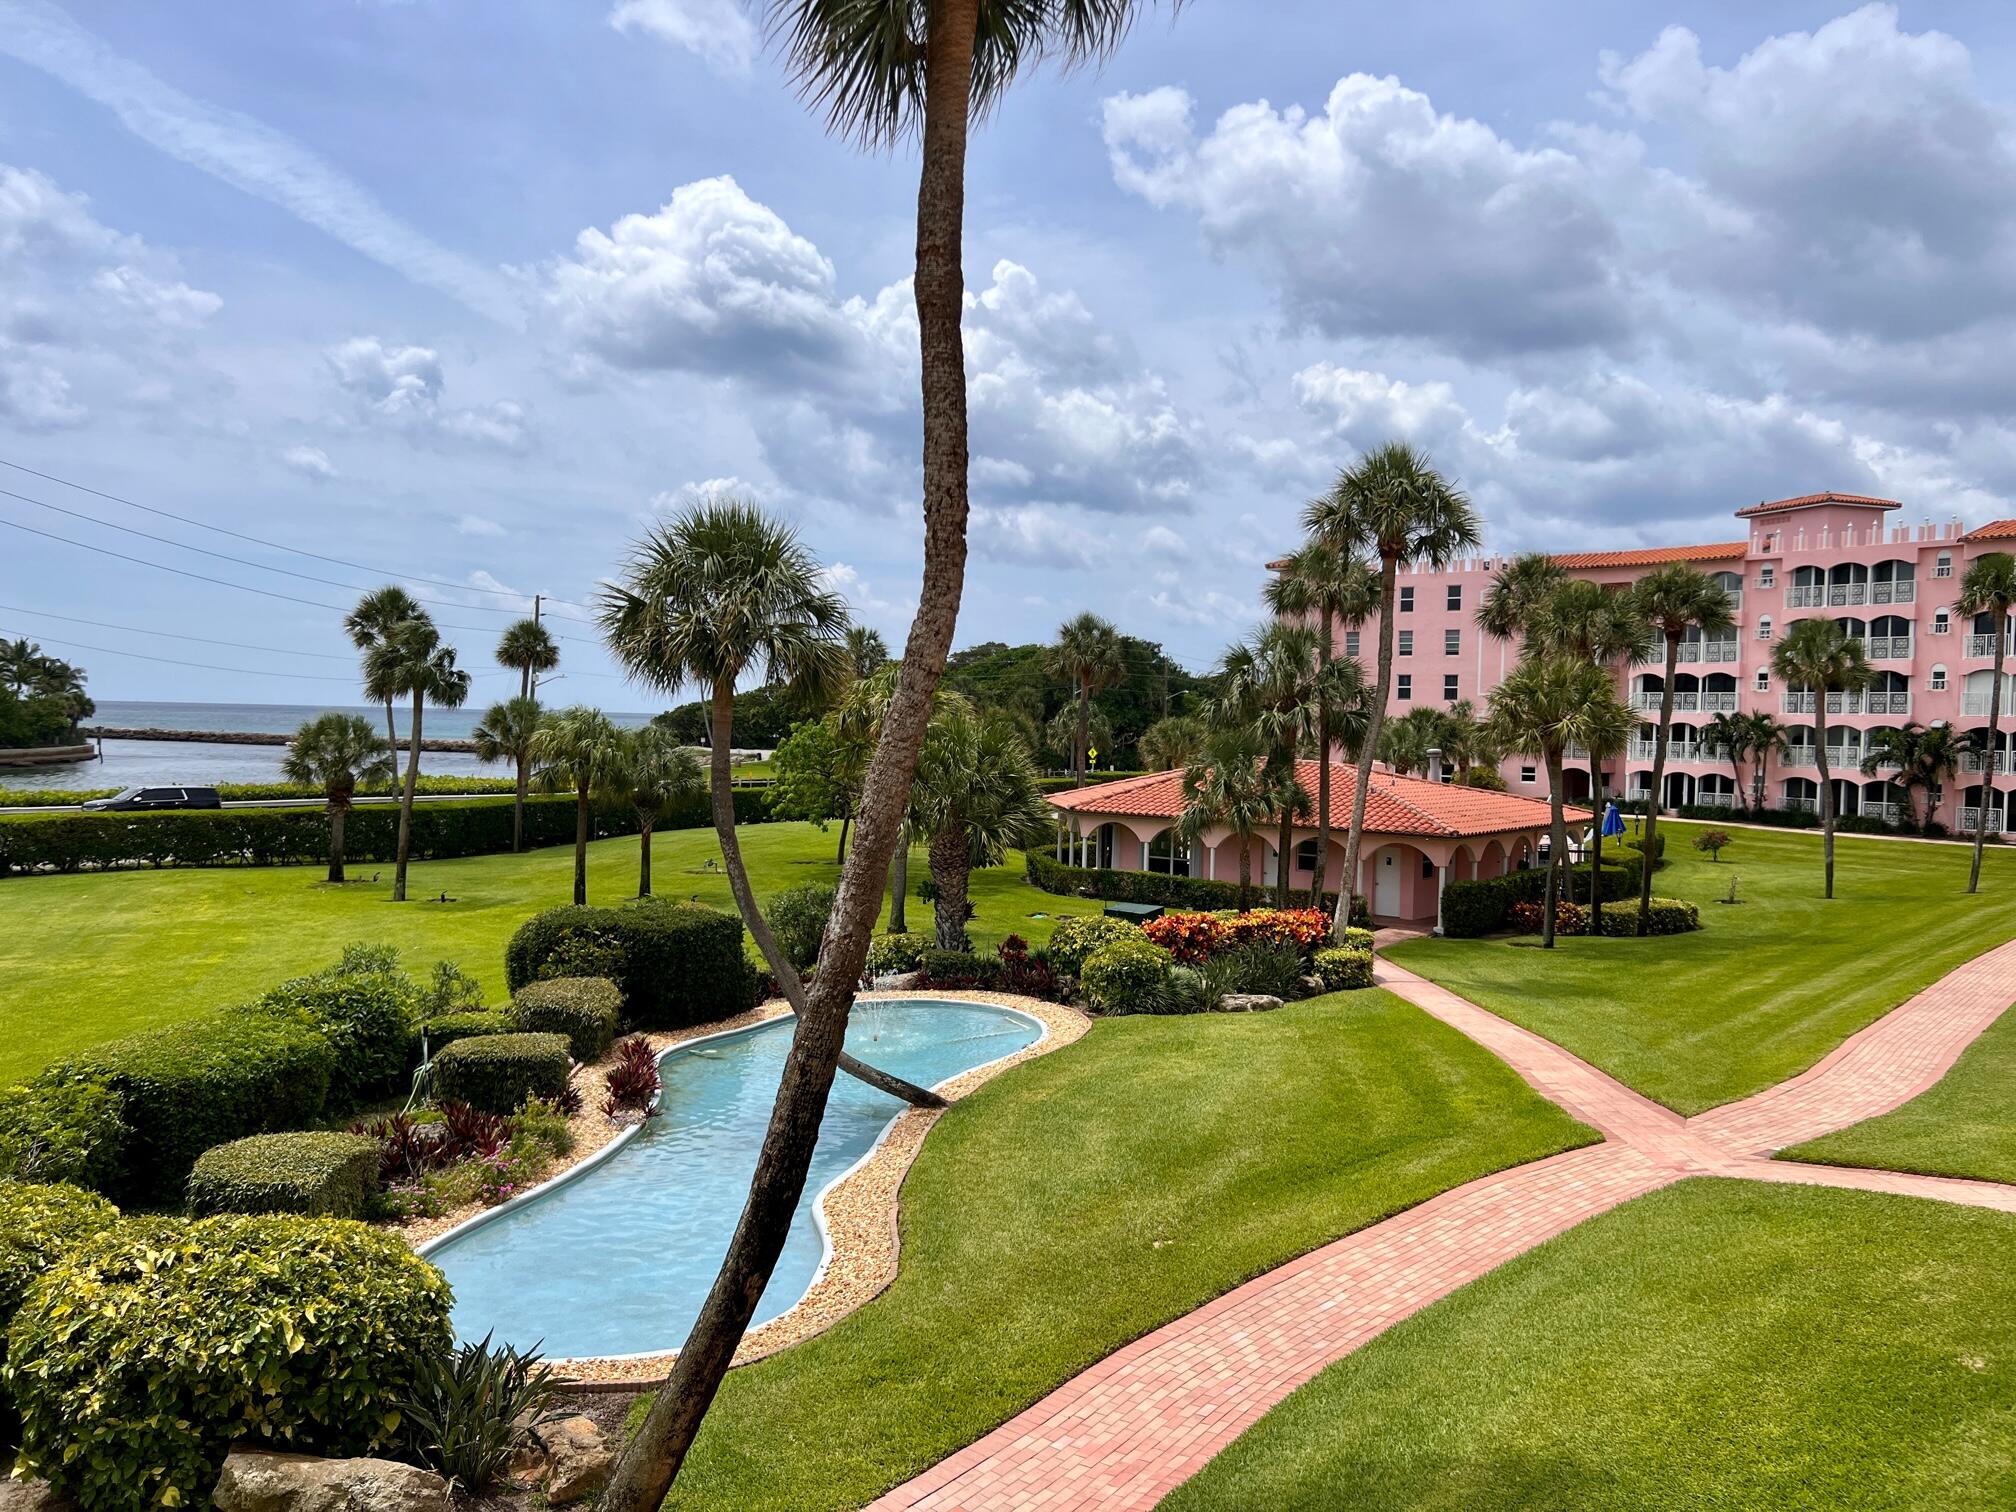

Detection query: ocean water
xmin=6 ymin=700 xmax=656 ymax=791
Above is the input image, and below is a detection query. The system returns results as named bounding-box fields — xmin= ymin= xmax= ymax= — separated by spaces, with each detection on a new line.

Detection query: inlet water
xmin=426 ymin=999 xmax=1041 ymax=1359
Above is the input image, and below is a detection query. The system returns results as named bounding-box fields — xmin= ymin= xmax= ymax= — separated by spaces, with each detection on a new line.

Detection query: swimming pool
xmin=424 ymin=998 xmax=1043 ymax=1360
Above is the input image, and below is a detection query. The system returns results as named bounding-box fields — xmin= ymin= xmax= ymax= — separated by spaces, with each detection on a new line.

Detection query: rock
xmin=873 ymin=971 xmax=922 ymax=991
xmin=533 ymin=1415 xmax=615 ymax=1507
xmin=211 ymin=1449 xmax=450 ymax=1512
xmin=1295 ymin=974 xmax=1327 ymax=1000
xmin=0 ymin=1478 xmax=74 ymax=1511
xmin=1218 ymin=993 xmax=1284 ymax=1014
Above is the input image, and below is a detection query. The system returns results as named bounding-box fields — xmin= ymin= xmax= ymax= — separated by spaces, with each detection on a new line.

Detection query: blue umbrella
xmin=1601 ymin=802 xmax=1627 ymax=839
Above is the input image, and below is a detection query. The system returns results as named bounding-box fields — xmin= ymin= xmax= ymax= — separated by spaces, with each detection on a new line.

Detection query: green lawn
xmin=1169 ymin=1179 xmax=2016 ymax=1512
xmin=1386 ymin=822 xmax=2016 ymax=1114
xmin=657 ymin=991 xmax=1594 ymax=1510
xmin=1783 ymin=1002 xmax=2016 ymax=1183
xmin=0 ymin=822 xmax=1108 ymax=1082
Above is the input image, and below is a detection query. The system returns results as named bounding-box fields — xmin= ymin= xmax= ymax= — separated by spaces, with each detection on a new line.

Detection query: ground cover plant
xmin=1386 ymin=821 xmax=2016 ymax=1113
xmin=647 ymin=991 xmax=1594 ymax=1510
xmin=1166 ymin=1180 xmax=2016 ymax=1512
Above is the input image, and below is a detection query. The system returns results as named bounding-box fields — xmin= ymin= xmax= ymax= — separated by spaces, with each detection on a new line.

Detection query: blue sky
xmin=5 ymin=1 xmax=2016 ymax=703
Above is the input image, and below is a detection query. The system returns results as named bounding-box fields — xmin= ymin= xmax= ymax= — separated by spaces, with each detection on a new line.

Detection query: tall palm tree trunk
xmin=601 ymin=13 xmax=979 ymax=1495
xmin=1238 ymin=834 xmax=1253 ymax=910
xmin=1637 ymin=635 xmax=1678 ymax=934
xmin=1276 ymin=767 xmax=1295 ymax=908
xmin=572 ymin=782 xmax=590 ymax=906
xmin=837 ymin=801 xmax=851 ymax=864
xmin=1817 ymin=703 xmax=1836 ymax=899
xmin=392 ymin=693 xmax=422 ymax=902
xmin=327 ymin=801 xmax=347 ymax=884
xmin=638 ymin=816 xmax=653 ymax=898
xmin=1971 ymin=642 xmax=2005 ymax=893
xmin=513 ymin=752 xmax=530 ymax=854
xmin=1074 ymin=686 xmax=1090 ymax=787
xmin=1586 ymin=750 xmax=1605 ymax=930
xmin=1543 ymin=750 xmax=1566 ymax=948
xmin=383 ymin=697 xmax=398 ymax=756
xmin=1335 ymin=554 xmax=1397 ymax=937
xmin=889 ymin=846 xmax=908 ymax=932
xmin=928 ymin=827 xmax=969 ymax=949
xmin=1312 ymin=606 xmax=1333 ymax=903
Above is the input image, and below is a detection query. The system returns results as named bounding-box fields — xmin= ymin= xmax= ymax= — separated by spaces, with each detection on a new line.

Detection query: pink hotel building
xmin=1331 ymin=491 xmax=2016 ymax=832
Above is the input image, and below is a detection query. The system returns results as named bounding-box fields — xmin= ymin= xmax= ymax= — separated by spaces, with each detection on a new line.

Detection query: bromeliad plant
xmin=602 ymin=1034 xmax=661 ymax=1118
xmin=399 ymin=1331 xmax=561 ymax=1495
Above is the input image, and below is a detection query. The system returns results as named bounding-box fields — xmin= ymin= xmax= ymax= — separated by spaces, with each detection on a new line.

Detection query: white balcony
xmin=1676 ymin=642 xmax=1701 ymax=663
xmin=1781 ymin=749 xmax=1818 ymax=769
xmin=1694 ymin=791 xmax=1737 ymax=810
xmin=1961 ymin=751 xmax=2013 ymax=774
xmin=1966 ymin=633 xmax=2016 ymax=658
xmin=1786 ymin=586 xmax=1825 ymax=608
xmin=1864 ymin=690 xmax=1911 ymax=716
xmin=1871 ymin=581 xmax=1915 ymax=604
xmin=1861 ymin=801 xmax=1903 ymax=823
xmin=1782 ymin=691 xmax=1816 ymax=714
xmin=1701 ymin=691 xmax=1740 ymax=712
xmin=1867 ymin=636 xmax=1912 ymax=661
xmin=1704 ymin=641 xmax=1741 ymax=663
xmin=1784 ymin=796 xmax=1818 ymax=813
xmin=1826 ymin=583 xmax=1869 ymax=607
xmin=1960 ymin=808 xmax=2006 ymax=835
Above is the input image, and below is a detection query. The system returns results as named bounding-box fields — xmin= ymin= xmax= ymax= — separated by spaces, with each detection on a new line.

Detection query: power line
xmin=0 ymin=625 xmax=357 ymax=681
xmin=0 ymin=604 xmax=352 ymax=660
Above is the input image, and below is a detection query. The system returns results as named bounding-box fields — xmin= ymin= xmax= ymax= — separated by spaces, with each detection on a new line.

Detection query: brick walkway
xmin=870 ymin=942 xmax=2016 ymax=1511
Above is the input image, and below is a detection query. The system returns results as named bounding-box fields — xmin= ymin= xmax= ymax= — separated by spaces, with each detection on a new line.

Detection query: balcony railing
xmin=1866 ymin=636 xmax=1912 ymax=661
xmin=1701 ymin=691 xmax=1740 ymax=712
xmin=1694 ymin=791 xmax=1736 ymax=810
xmin=1782 ymin=691 xmax=1816 ymax=714
xmin=1676 ymin=642 xmax=1700 ymax=663
xmin=1961 ymin=751 xmax=2014 ymax=774
xmin=1960 ymin=808 xmax=2006 ymax=835
xmin=1781 ymin=749 xmax=1817 ymax=769
xmin=1827 ymin=583 xmax=1869 ymax=606
xmin=1784 ymin=796 xmax=1818 ymax=813
xmin=1871 ymin=581 xmax=1915 ymax=604
xmin=1705 ymin=640 xmax=1740 ymax=663
xmin=1861 ymin=801 xmax=1903 ymax=824
xmin=1790 ymin=689 xmax=1914 ymax=716
xmin=1863 ymin=690 xmax=1912 ymax=716
xmin=1786 ymin=585 xmax=1824 ymax=608
xmin=1966 ymin=633 xmax=2016 ymax=658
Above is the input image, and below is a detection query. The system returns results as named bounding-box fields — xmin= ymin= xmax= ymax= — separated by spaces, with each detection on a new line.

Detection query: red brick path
xmin=870 ymin=940 xmax=2016 ymax=1510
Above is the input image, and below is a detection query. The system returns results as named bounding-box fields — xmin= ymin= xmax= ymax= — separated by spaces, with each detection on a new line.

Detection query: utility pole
xmin=525 ymin=594 xmax=543 ymax=699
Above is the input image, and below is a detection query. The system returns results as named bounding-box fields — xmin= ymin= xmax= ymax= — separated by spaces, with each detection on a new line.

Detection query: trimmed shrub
xmin=1311 ymin=946 xmax=1374 ymax=991
xmin=430 ymin=1032 xmax=571 ymax=1114
xmin=505 ymin=899 xmax=758 ymax=1030
xmin=1080 ymin=937 xmax=1175 ymax=1016
xmin=765 ymin=882 xmax=836 ymax=971
xmin=1222 ymin=908 xmax=1331 ymax=957
xmin=8 ymin=1215 xmax=453 ymax=1507
xmin=253 ymin=967 xmax=419 ymax=1108
xmin=1440 ymin=843 xmax=1647 ymax=939
xmin=865 ymin=932 xmax=928 ymax=976
xmin=1025 ymin=851 xmax=1372 ymax=927
xmin=916 ymin=950 xmax=1003 ymax=990
xmin=1341 ymin=926 xmax=1375 ymax=952
xmin=420 ymin=1010 xmax=516 ymax=1053
xmin=1509 ymin=899 xmax=1586 ymax=936
xmin=510 ymin=977 xmax=621 ymax=1062
xmin=0 ymin=1181 xmax=122 ymax=1426
xmin=185 ymin=1132 xmax=382 ymax=1219
xmin=1045 ymin=915 xmax=1142 ymax=977
xmin=1141 ymin=910 xmax=1229 ymax=964
xmin=0 ymin=1078 xmax=127 ymax=1191
xmin=1594 ymin=896 xmax=1702 ymax=937
xmin=43 ymin=1014 xmax=337 ymax=1207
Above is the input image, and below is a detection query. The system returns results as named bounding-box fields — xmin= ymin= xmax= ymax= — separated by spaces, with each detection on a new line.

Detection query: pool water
xmin=426 ymin=998 xmax=1042 ymax=1359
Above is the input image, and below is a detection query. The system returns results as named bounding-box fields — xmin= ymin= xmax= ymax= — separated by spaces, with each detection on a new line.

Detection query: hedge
xmin=1081 ymin=937 xmax=1175 ymax=1016
xmin=0 ymin=1181 xmax=122 ymax=1427
xmin=1045 ymin=915 xmax=1143 ymax=977
xmin=915 ymin=950 xmax=1004 ymax=990
xmin=253 ymin=968 xmax=419 ymax=1108
xmin=1594 ymin=896 xmax=1701 ymax=936
xmin=0 ymin=787 xmax=774 ymax=876
xmin=185 ymin=1132 xmax=382 ymax=1219
xmin=865 ymin=932 xmax=928 ymax=976
xmin=429 ymin=1032 xmax=572 ymax=1113
xmin=8 ymin=1215 xmax=453 ymax=1507
xmin=505 ymin=898 xmax=758 ymax=1031
xmin=511 ymin=977 xmax=621 ymax=1062
xmin=1439 ymin=843 xmax=1650 ymax=940
xmin=0 ymin=773 xmax=522 ymax=808
xmin=1311 ymin=946 xmax=1375 ymax=991
xmin=43 ymin=1014 xmax=338 ymax=1207
xmin=418 ymin=1010 xmax=517 ymax=1054
xmin=0 ymin=1079 xmax=127 ymax=1191
xmin=1025 ymin=851 xmax=1372 ymax=926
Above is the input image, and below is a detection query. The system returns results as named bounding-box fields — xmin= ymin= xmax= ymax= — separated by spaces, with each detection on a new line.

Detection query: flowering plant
xmin=1222 ymin=908 xmax=1330 ymax=956
xmin=1140 ymin=911 xmax=1229 ymax=965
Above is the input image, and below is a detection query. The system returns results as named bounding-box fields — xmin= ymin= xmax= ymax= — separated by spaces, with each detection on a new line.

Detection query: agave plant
xmin=400 ymin=1332 xmax=561 ymax=1494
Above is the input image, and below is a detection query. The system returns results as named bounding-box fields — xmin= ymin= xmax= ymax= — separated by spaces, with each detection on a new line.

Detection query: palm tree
xmin=1306 ymin=441 xmax=1481 ymax=940
xmin=1213 ymin=622 xmax=1337 ymax=907
xmin=843 ymin=625 xmax=889 ymax=683
xmin=627 ymin=724 xmax=705 ymax=897
xmin=1046 ymin=612 xmax=1125 ymax=787
xmin=1629 ymin=563 xmax=1736 ymax=932
xmin=1175 ymin=727 xmax=1274 ymax=910
xmin=0 ymin=637 xmax=37 ymax=696
xmin=281 ymin=713 xmax=393 ymax=883
xmin=908 ymin=699 xmax=1050 ymax=949
xmin=1477 ymin=551 xmax=1568 ymax=644
xmin=345 ymin=586 xmax=427 ymax=752
xmin=1137 ymin=713 xmax=1208 ymax=773
xmin=1957 ymin=552 xmax=2016 ymax=892
xmin=1266 ymin=536 xmax=1377 ymax=900
xmin=600 ymin=7 xmax=1182 ymax=1500
xmin=497 ymin=617 xmax=560 ymax=702
xmin=365 ymin=618 xmax=470 ymax=903
xmin=472 ymin=696 xmax=544 ymax=854
xmin=1860 ymin=722 xmax=1958 ymax=831
xmin=1377 ymin=705 xmax=1446 ymax=776
xmin=531 ymin=706 xmax=629 ymax=907
xmin=1439 ymin=698 xmax=1498 ymax=776
xmin=1703 ymin=710 xmax=1752 ymax=811
xmin=1915 ymin=722 xmax=1968 ymax=829
xmin=1772 ymin=618 xmax=1874 ymax=898
xmin=1740 ymin=710 xmax=1788 ymax=813
xmin=1487 ymin=657 xmax=1634 ymax=947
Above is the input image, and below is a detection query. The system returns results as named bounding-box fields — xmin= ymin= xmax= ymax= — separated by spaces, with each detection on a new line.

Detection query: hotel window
xmin=1758 ymin=565 xmax=1776 ymax=589
xmin=1399 ymin=586 xmax=1415 ymax=611
xmin=1146 ymin=830 xmax=1191 ymax=876
xmin=1294 ymin=837 xmax=1320 ymax=873
xmin=1519 ymin=765 xmax=1537 ymax=784
xmin=1443 ymin=674 xmax=1459 ymax=700
xmin=1446 ymin=584 xmax=1463 ymax=611
xmin=1444 ymin=628 xmax=1461 ymax=655
xmin=1397 ymin=630 xmax=1414 ymax=656
xmin=1757 ymin=615 xmax=1773 ymax=640
xmin=1397 ymin=674 xmax=1413 ymax=700
xmin=1934 ymin=609 xmax=1951 ymax=635
xmin=1932 ymin=665 xmax=1949 ymax=691
xmin=1344 ymin=630 xmax=1361 ymax=657
xmin=1754 ymin=669 xmax=1770 ymax=692
xmin=1936 ymin=552 xmax=1954 ymax=579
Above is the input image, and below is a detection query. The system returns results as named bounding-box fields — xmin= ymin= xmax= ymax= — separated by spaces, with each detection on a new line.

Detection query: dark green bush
xmin=1081 ymin=937 xmax=1175 ymax=1015
xmin=510 ymin=977 xmax=621 ymax=1062
xmin=1311 ymin=946 xmax=1374 ymax=991
xmin=0 ymin=1181 xmax=121 ymax=1427
xmin=765 ymin=882 xmax=836 ymax=971
xmin=1440 ymin=844 xmax=1647 ymax=939
xmin=8 ymin=1215 xmax=453 ymax=1507
xmin=865 ymin=933 xmax=928 ymax=975
xmin=43 ymin=1014 xmax=337 ymax=1207
xmin=430 ymin=1032 xmax=571 ymax=1113
xmin=1044 ymin=915 xmax=1142 ymax=976
xmin=0 ymin=1078 xmax=127 ymax=1191
xmin=1025 ymin=851 xmax=1371 ymax=925
xmin=1593 ymin=896 xmax=1702 ymax=936
xmin=915 ymin=950 xmax=1003 ymax=989
xmin=253 ymin=967 xmax=419 ymax=1108
xmin=1222 ymin=940 xmax=1307 ymax=999
xmin=185 ymin=1132 xmax=383 ymax=1218
xmin=420 ymin=1010 xmax=517 ymax=1053
xmin=505 ymin=899 xmax=757 ymax=1030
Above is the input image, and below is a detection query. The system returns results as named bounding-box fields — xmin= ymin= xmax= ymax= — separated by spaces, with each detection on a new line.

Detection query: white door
xmin=1375 ymin=848 xmax=1401 ymax=917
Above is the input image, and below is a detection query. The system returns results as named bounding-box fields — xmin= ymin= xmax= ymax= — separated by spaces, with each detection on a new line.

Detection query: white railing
xmin=1676 ymin=642 xmax=1701 ymax=663
xmin=1964 ymin=694 xmax=2001 ymax=716
xmin=1871 ymin=581 xmax=1915 ymax=604
xmin=1867 ymin=636 xmax=1912 ymax=660
xmin=1961 ymin=751 xmax=2013 ymax=774
xmin=1966 ymin=634 xmax=2015 ymax=658
xmin=1705 ymin=641 xmax=1740 ymax=662
xmin=1782 ymin=691 xmax=1816 ymax=713
xmin=1861 ymin=801 xmax=1901 ymax=823
xmin=1960 ymin=808 xmax=2006 ymax=834
xmin=1787 ymin=585 xmax=1825 ymax=608
xmin=1694 ymin=791 xmax=1736 ymax=810
xmin=1628 ymin=739 xmax=1703 ymax=762
xmin=1864 ymin=690 xmax=1911 ymax=716
xmin=1781 ymin=749 xmax=1817 ymax=769
xmin=1630 ymin=692 xmax=1662 ymax=712
xmin=1827 ymin=583 xmax=1869 ymax=606
xmin=1701 ymin=691 xmax=1740 ymax=712
xmin=1564 ymin=743 xmax=1589 ymax=761
xmin=1784 ymin=796 xmax=1818 ymax=813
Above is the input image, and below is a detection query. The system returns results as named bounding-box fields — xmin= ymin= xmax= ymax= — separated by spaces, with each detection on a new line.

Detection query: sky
xmin=5 ymin=1 xmax=2016 ymax=703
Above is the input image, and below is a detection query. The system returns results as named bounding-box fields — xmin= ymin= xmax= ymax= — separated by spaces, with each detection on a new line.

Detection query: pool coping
xmin=419 ymin=990 xmax=1089 ymax=1384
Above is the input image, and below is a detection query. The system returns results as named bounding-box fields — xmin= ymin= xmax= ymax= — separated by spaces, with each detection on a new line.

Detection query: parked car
xmin=80 ymin=786 xmax=223 ymax=812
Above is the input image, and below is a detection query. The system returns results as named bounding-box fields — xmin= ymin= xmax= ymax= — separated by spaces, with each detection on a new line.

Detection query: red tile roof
xmin=1734 ymin=491 xmax=1900 ymax=519
xmin=1551 ymin=541 xmax=1746 ymax=570
xmin=1048 ymin=760 xmax=1588 ymax=840
xmin=1961 ymin=519 xmax=2016 ymax=542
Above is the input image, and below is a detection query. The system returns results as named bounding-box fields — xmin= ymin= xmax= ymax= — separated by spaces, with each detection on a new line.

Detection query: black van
xmin=81 ymin=786 xmax=224 ymax=812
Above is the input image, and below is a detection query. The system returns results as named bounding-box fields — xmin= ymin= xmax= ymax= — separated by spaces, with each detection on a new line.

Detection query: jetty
xmin=81 ymin=726 xmax=479 ymax=754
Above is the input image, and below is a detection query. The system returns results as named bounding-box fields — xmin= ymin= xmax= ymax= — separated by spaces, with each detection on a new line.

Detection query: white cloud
xmin=324 ymin=336 xmax=531 ymax=452
xmin=609 ymin=0 xmax=758 ymax=74
xmin=649 ymin=476 xmax=765 ymax=514
xmin=455 ymin=512 xmax=505 ymax=537
xmin=280 ymin=443 xmax=336 ymax=479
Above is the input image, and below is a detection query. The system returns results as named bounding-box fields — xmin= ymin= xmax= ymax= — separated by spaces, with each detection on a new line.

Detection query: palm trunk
xmin=327 ymin=801 xmax=347 ymax=884
xmin=1728 ymin=747 xmax=1746 ymax=813
xmin=928 ymin=827 xmax=969 ymax=950
xmin=572 ymin=782 xmax=590 ymax=906
xmin=1636 ymin=634 xmax=1678 ymax=935
xmin=1543 ymin=751 xmax=1565 ymax=947
xmin=1971 ymin=640 xmax=2004 ymax=894
xmin=1335 ymin=554 xmax=1398 ymax=940
xmin=1587 ymin=750 xmax=1604 ymax=930
xmin=1817 ymin=701 xmax=1836 ymax=898
xmin=392 ymin=693 xmax=422 ymax=902
xmin=837 ymin=802 xmax=852 ymax=865
xmin=889 ymin=846 xmax=909 ymax=932
xmin=1074 ymin=686 xmax=1090 ymax=787
xmin=1238 ymin=833 xmax=1253 ymax=910
xmin=638 ymin=815 xmax=653 ymax=898
xmin=383 ymin=697 xmax=398 ymax=755
xmin=599 ymin=10 xmax=980 ymax=1492
xmin=513 ymin=751 xmax=529 ymax=853
xmin=1312 ymin=605 xmax=1333 ymax=903
xmin=1276 ymin=769 xmax=1294 ymax=908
